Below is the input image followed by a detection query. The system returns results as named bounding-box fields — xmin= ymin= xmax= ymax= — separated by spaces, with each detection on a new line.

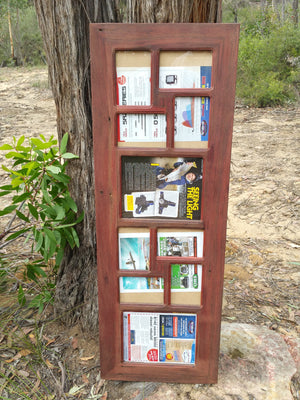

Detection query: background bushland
xmin=0 ymin=2 xmax=299 ymax=105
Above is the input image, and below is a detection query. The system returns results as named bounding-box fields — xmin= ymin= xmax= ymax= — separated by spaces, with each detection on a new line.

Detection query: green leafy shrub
xmin=237 ymin=21 xmax=300 ymax=107
xmin=0 ymin=5 xmax=45 ymax=66
xmin=17 ymin=7 xmax=45 ymax=65
xmin=0 ymin=133 xmax=83 ymax=312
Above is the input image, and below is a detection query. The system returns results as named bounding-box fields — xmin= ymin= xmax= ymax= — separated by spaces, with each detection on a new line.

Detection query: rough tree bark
xmin=34 ymin=0 xmax=222 ymax=331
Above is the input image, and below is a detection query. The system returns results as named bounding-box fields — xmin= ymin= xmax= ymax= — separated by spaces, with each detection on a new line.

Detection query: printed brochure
xmin=118 ymin=113 xmax=167 ymax=143
xmin=116 ymin=66 xmax=211 ymax=143
xmin=159 ymin=66 xmax=211 ymax=90
xmin=174 ymin=96 xmax=210 ymax=143
xmin=123 ymin=312 xmax=196 ymax=364
xmin=168 ymin=264 xmax=202 ymax=292
xmin=157 ymin=231 xmax=203 ymax=258
xmin=118 ymin=232 xmax=150 ymax=270
xmin=119 ymin=265 xmax=201 ymax=294
xmin=122 ymin=156 xmax=203 ymax=220
xmin=160 ymin=65 xmax=211 ymax=143
xmin=117 ymin=67 xmax=151 ymax=106
xmin=119 ymin=276 xmax=163 ymax=293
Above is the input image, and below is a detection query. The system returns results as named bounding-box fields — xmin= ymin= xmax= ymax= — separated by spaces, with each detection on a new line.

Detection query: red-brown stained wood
xmin=90 ymin=23 xmax=239 ymax=383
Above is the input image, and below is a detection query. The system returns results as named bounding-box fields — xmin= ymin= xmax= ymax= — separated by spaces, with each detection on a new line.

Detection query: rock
xmin=126 ymin=323 xmax=297 ymax=400
xmin=217 ymin=323 xmax=297 ymax=400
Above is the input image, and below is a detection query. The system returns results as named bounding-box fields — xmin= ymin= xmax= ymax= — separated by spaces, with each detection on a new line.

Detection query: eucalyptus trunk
xmin=7 ymin=0 xmax=14 ymax=59
xmin=34 ymin=0 xmax=222 ymax=331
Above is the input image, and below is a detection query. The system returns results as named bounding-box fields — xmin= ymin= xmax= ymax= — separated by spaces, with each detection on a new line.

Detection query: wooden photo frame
xmin=90 ymin=23 xmax=239 ymax=383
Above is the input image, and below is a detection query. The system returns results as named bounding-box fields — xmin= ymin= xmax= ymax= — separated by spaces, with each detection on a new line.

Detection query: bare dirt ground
xmin=0 ymin=67 xmax=299 ymax=399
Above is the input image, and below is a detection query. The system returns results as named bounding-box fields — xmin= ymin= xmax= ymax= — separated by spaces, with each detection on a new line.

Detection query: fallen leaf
xmin=82 ymin=374 xmax=89 ymax=384
xmin=18 ymin=370 xmax=30 ymax=378
xmin=93 ymin=379 xmax=106 ymax=395
xmin=22 ymin=327 xmax=34 ymax=336
xmin=8 ymin=349 xmax=32 ymax=362
xmin=68 ymin=384 xmax=86 ymax=395
xmin=29 ymin=333 xmax=37 ymax=345
xmin=80 ymin=355 xmax=95 ymax=361
xmin=71 ymin=337 xmax=78 ymax=349
xmin=44 ymin=336 xmax=56 ymax=346
xmin=249 ymin=253 xmax=263 ymax=266
xmin=19 ymin=349 xmax=32 ymax=357
xmin=45 ymin=359 xmax=55 ymax=369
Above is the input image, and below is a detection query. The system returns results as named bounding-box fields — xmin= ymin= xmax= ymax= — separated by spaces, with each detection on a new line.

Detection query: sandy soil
xmin=0 ymin=67 xmax=299 ymax=398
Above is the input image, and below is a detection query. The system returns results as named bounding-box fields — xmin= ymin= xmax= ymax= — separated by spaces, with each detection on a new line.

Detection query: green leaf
xmin=0 ymin=144 xmax=13 ymax=150
xmin=31 ymin=138 xmax=53 ymax=150
xmin=63 ymin=228 xmax=75 ymax=248
xmin=65 ymin=196 xmax=78 ymax=213
xmin=54 ymin=230 xmax=62 ymax=245
xmin=56 ymin=211 xmax=84 ymax=229
xmin=46 ymin=172 xmax=70 ymax=184
xmin=54 ymin=205 xmax=65 ymax=220
xmin=42 ymin=228 xmax=57 ymax=260
xmin=61 ymin=153 xmax=79 ymax=159
xmin=16 ymin=210 xmax=30 ymax=223
xmin=55 ymin=246 xmax=64 ymax=266
xmin=11 ymin=177 xmax=24 ymax=188
xmin=28 ymin=203 xmax=39 ymax=220
xmin=42 ymin=188 xmax=52 ymax=204
xmin=12 ymin=192 xmax=31 ymax=204
xmin=35 ymin=230 xmax=44 ymax=252
xmin=40 ymin=204 xmax=56 ymax=219
xmin=16 ymin=136 xmax=25 ymax=149
xmin=60 ymin=133 xmax=69 ymax=154
xmin=71 ymin=227 xmax=80 ymax=247
xmin=25 ymin=161 xmax=39 ymax=174
xmin=0 ymin=205 xmax=18 ymax=216
xmin=48 ymin=239 xmax=57 ymax=259
xmin=1 ymin=165 xmax=12 ymax=173
xmin=26 ymin=264 xmax=47 ymax=281
xmin=5 ymin=151 xmax=24 ymax=159
xmin=44 ymin=227 xmax=56 ymax=243
xmin=0 ymin=191 xmax=12 ymax=197
xmin=46 ymin=165 xmax=62 ymax=174
xmin=0 ymin=185 xmax=13 ymax=190
xmin=6 ymin=228 xmax=30 ymax=241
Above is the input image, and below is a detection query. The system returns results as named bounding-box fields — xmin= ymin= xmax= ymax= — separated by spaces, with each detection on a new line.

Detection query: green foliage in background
xmin=224 ymin=3 xmax=300 ymax=107
xmin=237 ymin=13 xmax=300 ymax=106
xmin=0 ymin=134 xmax=83 ymax=312
xmin=0 ymin=3 xmax=45 ymax=66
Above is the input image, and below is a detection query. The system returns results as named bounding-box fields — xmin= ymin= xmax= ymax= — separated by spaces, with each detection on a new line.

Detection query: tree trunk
xmin=293 ymin=0 xmax=298 ymax=25
xmin=7 ymin=0 xmax=14 ymax=60
xmin=34 ymin=0 xmax=222 ymax=331
xmin=33 ymin=0 xmax=118 ymax=330
xmin=125 ymin=0 xmax=221 ymax=22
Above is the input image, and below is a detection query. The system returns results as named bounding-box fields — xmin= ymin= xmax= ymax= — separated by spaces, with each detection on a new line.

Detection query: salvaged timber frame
xmin=90 ymin=23 xmax=239 ymax=383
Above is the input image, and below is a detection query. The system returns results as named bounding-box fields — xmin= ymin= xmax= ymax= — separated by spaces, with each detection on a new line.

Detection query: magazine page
xmin=119 ymin=232 xmax=150 ymax=270
xmin=159 ymin=66 xmax=211 ymax=89
xmin=122 ymin=156 xmax=203 ymax=220
xmin=169 ymin=264 xmax=202 ymax=293
xmin=119 ymin=276 xmax=163 ymax=293
xmin=119 ymin=276 xmax=164 ymax=305
xmin=123 ymin=312 xmax=196 ymax=364
xmin=116 ymin=67 xmax=151 ymax=106
xmin=157 ymin=230 xmax=204 ymax=257
xmin=118 ymin=113 xmax=167 ymax=144
xmin=174 ymin=96 xmax=210 ymax=143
